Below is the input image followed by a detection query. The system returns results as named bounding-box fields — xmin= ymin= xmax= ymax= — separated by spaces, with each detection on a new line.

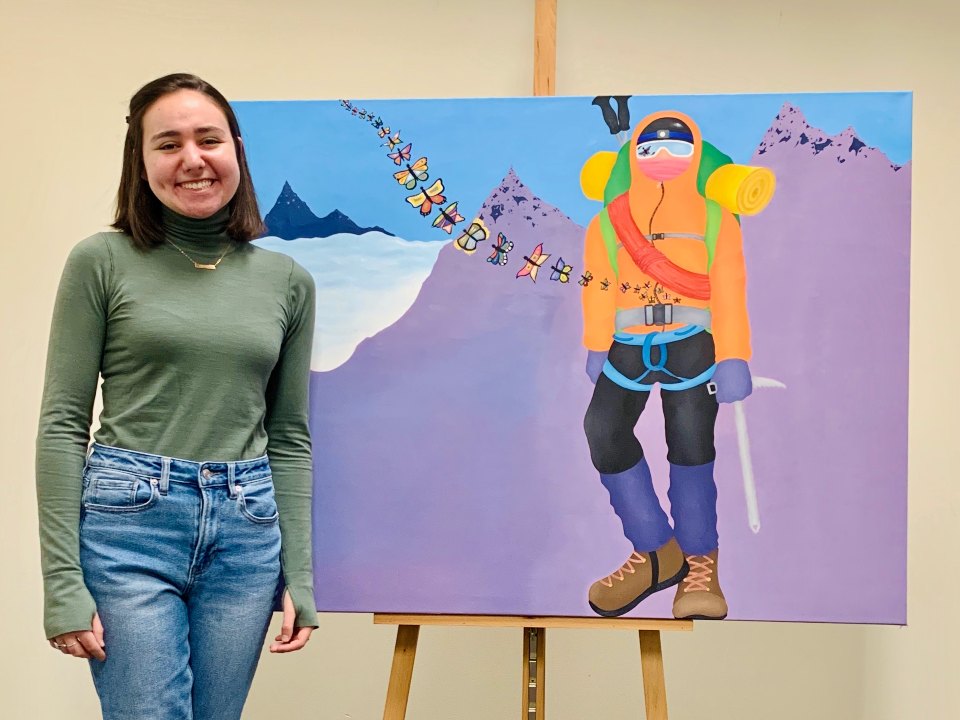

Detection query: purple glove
xmin=586 ymin=350 xmax=608 ymax=384
xmin=711 ymin=359 xmax=752 ymax=403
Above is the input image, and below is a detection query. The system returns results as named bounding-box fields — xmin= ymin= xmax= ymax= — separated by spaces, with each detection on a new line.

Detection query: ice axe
xmin=712 ymin=376 xmax=786 ymax=534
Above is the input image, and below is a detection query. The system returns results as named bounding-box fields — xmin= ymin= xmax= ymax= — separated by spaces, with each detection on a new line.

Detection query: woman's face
xmin=141 ymin=89 xmax=240 ymax=219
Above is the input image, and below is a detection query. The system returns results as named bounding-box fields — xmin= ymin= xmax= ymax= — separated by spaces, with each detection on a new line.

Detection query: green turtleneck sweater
xmin=36 ymin=207 xmax=318 ymax=639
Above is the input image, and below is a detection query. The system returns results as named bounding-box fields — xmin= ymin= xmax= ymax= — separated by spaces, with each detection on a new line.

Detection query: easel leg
xmin=521 ymin=627 xmax=546 ymax=719
xmin=384 ymin=625 xmax=420 ymax=720
xmin=638 ymin=630 xmax=668 ymax=720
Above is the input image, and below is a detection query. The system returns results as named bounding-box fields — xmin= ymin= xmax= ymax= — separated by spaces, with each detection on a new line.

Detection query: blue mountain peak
xmin=263 ymin=181 xmax=394 ymax=239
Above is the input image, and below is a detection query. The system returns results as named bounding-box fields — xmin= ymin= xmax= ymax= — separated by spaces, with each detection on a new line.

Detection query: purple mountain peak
xmin=475 ymin=167 xmax=578 ymax=230
xmin=756 ymin=102 xmax=905 ymax=172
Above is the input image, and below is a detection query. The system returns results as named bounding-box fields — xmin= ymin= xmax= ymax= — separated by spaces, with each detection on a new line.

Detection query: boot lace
xmin=600 ymin=551 xmax=647 ymax=588
xmin=682 ymin=555 xmax=715 ymax=593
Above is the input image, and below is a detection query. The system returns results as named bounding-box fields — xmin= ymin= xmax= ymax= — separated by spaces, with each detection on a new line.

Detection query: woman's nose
xmin=181 ymin=143 xmax=205 ymax=170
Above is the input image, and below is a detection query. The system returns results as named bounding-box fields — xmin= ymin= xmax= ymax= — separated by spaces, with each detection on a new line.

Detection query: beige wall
xmin=1 ymin=0 xmax=955 ymax=717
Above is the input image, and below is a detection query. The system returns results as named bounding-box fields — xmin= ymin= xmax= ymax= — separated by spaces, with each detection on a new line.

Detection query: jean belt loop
xmin=159 ymin=457 xmax=171 ymax=496
xmin=228 ymin=462 xmax=238 ymax=498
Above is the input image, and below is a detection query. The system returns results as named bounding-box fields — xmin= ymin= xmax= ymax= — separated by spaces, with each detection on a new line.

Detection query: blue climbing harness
xmin=601 ymin=325 xmax=717 ymax=392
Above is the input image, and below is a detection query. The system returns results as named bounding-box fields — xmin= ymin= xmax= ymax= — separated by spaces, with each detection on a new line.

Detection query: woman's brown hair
xmin=113 ymin=73 xmax=264 ymax=248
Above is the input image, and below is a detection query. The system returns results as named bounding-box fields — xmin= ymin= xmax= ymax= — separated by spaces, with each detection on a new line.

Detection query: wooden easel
xmin=376 ymin=614 xmax=693 ymax=719
xmin=378 ymin=3 xmax=692 ymax=718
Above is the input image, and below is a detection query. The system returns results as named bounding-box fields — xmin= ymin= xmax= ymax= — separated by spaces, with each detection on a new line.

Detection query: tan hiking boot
xmin=588 ymin=538 xmax=688 ymax=617
xmin=672 ymin=549 xmax=728 ymax=620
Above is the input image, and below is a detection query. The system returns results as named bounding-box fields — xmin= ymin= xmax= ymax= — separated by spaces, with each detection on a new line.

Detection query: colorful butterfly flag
xmin=406 ymin=179 xmax=446 ymax=217
xmin=372 ymin=117 xmax=384 ymax=129
xmin=455 ymin=219 xmax=489 ymax=254
xmin=516 ymin=243 xmax=550 ymax=283
xmin=578 ymin=271 xmax=594 ymax=287
xmin=600 ymin=278 xmax=610 ymax=291
xmin=358 ymin=109 xmax=368 ymax=120
xmin=486 ymin=232 xmax=514 ymax=266
xmin=432 ymin=202 xmax=464 ymax=234
xmin=383 ymin=131 xmax=403 ymax=150
xmin=351 ymin=107 xmax=359 ymax=115
xmin=551 ymin=257 xmax=573 ymax=283
xmin=378 ymin=126 xmax=391 ymax=138
xmin=388 ymin=143 xmax=413 ymax=166
xmin=393 ymin=157 xmax=429 ymax=190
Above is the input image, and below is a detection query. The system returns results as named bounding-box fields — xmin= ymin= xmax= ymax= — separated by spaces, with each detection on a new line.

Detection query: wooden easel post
xmin=383 ymin=625 xmax=420 ymax=720
xmin=533 ymin=0 xmax=556 ymax=97
xmin=639 ymin=629 xmax=669 ymax=720
xmin=522 ymin=626 xmax=546 ymax=719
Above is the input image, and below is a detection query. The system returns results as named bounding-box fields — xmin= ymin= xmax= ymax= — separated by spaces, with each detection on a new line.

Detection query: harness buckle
xmin=644 ymin=303 xmax=673 ymax=326
xmin=706 ymin=381 xmax=718 ymax=396
xmin=650 ymin=233 xmax=666 ymax=241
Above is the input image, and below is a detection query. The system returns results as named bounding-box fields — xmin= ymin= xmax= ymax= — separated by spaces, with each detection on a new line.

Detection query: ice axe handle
xmin=733 ymin=400 xmax=761 ymax=533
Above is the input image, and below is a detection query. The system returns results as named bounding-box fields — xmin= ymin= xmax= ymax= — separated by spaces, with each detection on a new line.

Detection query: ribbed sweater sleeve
xmin=35 ymin=234 xmax=111 ymax=638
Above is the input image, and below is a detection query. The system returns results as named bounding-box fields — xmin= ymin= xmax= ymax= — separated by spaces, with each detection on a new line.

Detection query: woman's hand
xmin=48 ymin=612 xmax=106 ymax=661
xmin=268 ymin=590 xmax=313 ymax=653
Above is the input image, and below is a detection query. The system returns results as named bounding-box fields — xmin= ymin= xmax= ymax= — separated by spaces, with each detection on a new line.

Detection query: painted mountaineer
xmin=581 ymin=110 xmax=753 ymax=620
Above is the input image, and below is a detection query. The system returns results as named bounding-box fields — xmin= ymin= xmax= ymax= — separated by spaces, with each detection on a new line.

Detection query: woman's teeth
xmin=181 ymin=180 xmax=213 ymax=190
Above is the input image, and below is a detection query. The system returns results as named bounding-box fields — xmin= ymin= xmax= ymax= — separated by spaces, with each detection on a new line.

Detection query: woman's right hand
xmin=48 ymin=612 xmax=106 ymax=661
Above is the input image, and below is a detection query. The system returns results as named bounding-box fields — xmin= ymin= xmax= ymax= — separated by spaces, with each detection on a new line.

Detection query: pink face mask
xmin=635 ymin=145 xmax=693 ymax=182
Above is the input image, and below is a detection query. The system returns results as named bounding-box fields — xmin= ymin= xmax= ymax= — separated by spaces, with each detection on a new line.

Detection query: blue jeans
xmin=80 ymin=443 xmax=282 ymax=720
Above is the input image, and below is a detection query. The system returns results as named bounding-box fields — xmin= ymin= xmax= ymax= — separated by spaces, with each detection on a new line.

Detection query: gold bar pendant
xmin=193 ymin=263 xmax=217 ymax=270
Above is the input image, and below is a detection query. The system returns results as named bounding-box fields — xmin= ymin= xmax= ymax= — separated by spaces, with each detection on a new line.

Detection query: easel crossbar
xmin=374 ymin=614 xmax=693 ymax=631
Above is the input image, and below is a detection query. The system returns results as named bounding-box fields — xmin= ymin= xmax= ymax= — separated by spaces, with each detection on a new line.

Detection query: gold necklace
xmin=165 ymin=238 xmax=234 ymax=270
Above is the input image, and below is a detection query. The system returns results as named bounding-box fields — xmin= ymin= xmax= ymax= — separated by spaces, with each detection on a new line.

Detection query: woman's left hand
xmin=268 ymin=590 xmax=314 ymax=653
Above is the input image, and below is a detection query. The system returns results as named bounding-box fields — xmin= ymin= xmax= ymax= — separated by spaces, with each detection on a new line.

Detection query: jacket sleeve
xmin=582 ymin=215 xmax=617 ymax=351
xmin=264 ymin=259 xmax=318 ymax=629
xmin=708 ymin=210 xmax=752 ymax=362
xmin=35 ymin=234 xmax=110 ymax=638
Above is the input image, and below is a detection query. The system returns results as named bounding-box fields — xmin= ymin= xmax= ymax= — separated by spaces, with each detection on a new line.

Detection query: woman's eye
xmin=158 ymin=143 xmax=178 ymax=151
xmin=202 ymin=138 xmax=223 ymax=146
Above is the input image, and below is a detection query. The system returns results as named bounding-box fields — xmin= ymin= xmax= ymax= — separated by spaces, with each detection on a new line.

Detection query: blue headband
xmin=637 ymin=129 xmax=694 ymax=144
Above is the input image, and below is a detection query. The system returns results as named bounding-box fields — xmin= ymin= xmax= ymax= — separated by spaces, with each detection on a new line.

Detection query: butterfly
xmin=377 ymin=126 xmax=391 ymax=138
xmin=387 ymin=143 xmax=413 ymax=166
xmin=516 ymin=243 xmax=551 ymax=283
xmin=393 ymin=157 xmax=429 ymax=190
xmin=351 ymin=107 xmax=359 ymax=115
xmin=620 ymin=282 xmax=631 ymax=293
xmin=383 ymin=131 xmax=403 ymax=150
xmin=358 ymin=109 xmax=368 ymax=120
xmin=372 ymin=116 xmax=384 ymax=129
xmin=487 ymin=232 xmax=514 ymax=266
xmin=432 ymin=202 xmax=464 ymax=234
xmin=578 ymin=271 xmax=594 ymax=287
xmin=600 ymin=279 xmax=610 ymax=291
xmin=455 ymin=219 xmax=489 ymax=254
xmin=406 ymin=179 xmax=446 ymax=217
xmin=550 ymin=257 xmax=573 ymax=283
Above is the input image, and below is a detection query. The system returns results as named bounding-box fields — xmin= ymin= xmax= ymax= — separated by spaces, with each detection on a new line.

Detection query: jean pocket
xmin=237 ymin=477 xmax=279 ymax=524
xmin=82 ymin=466 xmax=159 ymax=512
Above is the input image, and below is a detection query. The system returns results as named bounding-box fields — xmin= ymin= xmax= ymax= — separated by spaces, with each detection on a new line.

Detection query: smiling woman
xmin=35 ymin=73 xmax=319 ymax=720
